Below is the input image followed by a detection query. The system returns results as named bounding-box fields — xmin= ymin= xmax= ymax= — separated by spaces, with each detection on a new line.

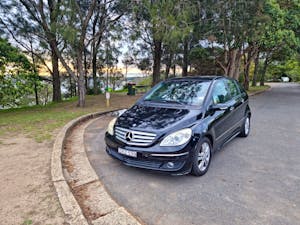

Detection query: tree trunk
xmin=173 ymin=64 xmax=176 ymax=77
xmin=92 ymin=53 xmax=98 ymax=94
xmin=69 ymin=75 xmax=73 ymax=97
xmin=165 ymin=64 xmax=171 ymax=80
xmin=30 ymin=42 xmax=39 ymax=105
xmin=125 ymin=64 xmax=128 ymax=83
xmin=84 ymin=49 xmax=88 ymax=91
xmin=77 ymin=52 xmax=86 ymax=107
xmin=252 ymin=51 xmax=260 ymax=87
xmin=34 ymin=81 xmax=39 ymax=105
xmin=260 ymin=57 xmax=268 ymax=86
xmin=218 ymin=49 xmax=242 ymax=78
xmin=244 ymin=61 xmax=250 ymax=90
xmin=233 ymin=51 xmax=241 ymax=80
xmin=228 ymin=49 xmax=238 ymax=78
xmin=48 ymin=1 xmax=62 ymax=103
xmin=51 ymin=48 xmax=61 ymax=102
xmin=73 ymin=77 xmax=76 ymax=96
xmin=45 ymin=84 xmax=49 ymax=105
xmin=182 ymin=39 xmax=188 ymax=77
xmin=152 ymin=39 xmax=162 ymax=86
xmin=165 ymin=52 xmax=173 ymax=80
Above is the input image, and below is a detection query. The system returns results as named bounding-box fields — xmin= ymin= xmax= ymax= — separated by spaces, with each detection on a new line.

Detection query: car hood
xmin=116 ymin=104 xmax=201 ymax=133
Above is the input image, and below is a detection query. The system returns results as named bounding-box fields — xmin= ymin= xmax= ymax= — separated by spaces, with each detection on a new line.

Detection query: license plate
xmin=118 ymin=148 xmax=137 ymax=158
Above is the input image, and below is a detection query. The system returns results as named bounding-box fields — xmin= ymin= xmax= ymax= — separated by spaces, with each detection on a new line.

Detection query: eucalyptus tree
xmin=130 ymin=0 xmax=192 ymax=86
xmin=205 ymin=0 xmax=261 ymax=81
xmin=241 ymin=1 xmax=266 ymax=89
xmin=162 ymin=43 xmax=176 ymax=79
xmin=179 ymin=0 xmax=208 ymax=77
xmin=50 ymin=0 xmax=97 ymax=107
xmin=0 ymin=0 xmax=63 ymax=102
xmin=89 ymin=0 xmax=129 ymax=94
xmin=257 ymin=0 xmax=300 ymax=86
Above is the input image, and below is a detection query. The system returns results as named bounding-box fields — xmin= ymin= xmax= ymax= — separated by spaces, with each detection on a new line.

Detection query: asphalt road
xmin=85 ymin=83 xmax=300 ymax=225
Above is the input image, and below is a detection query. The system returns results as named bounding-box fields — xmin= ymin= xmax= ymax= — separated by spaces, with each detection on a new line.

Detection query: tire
xmin=239 ymin=114 xmax=250 ymax=137
xmin=191 ymin=137 xmax=212 ymax=176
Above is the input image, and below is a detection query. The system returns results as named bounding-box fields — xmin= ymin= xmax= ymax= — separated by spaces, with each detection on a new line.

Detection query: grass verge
xmin=0 ymin=93 xmax=139 ymax=142
xmin=247 ymin=85 xmax=270 ymax=95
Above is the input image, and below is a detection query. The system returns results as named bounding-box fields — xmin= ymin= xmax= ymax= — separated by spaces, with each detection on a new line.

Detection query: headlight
xmin=160 ymin=128 xmax=192 ymax=147
xmin=107 ymin=118 xmax=117 ymax=135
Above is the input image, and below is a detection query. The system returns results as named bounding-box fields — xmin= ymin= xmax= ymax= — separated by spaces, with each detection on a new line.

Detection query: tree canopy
xmin=0 ymin=0 xmax=300 ymax=108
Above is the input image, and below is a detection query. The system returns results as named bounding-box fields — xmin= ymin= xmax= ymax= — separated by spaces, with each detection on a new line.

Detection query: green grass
xmin=137 ymin=76 xmax=152 ymax=86
xmin=0 ymin=94 xmax=139 ymax=142
xmin=247 ymin=85 xmax=270 ymax=94
xmin=22 ymin=220 xmax=33 ymax=225
xmin=112 ymin=88 xmax=128 ymax=93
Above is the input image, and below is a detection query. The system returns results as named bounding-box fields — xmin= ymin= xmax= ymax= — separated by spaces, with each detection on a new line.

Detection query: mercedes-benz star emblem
xmin=125 ymin=132 xmax=133 ymax=141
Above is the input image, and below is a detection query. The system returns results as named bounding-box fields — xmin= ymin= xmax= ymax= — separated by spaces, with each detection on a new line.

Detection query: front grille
xmin=115 ymin=127 xmax=156 ymax=146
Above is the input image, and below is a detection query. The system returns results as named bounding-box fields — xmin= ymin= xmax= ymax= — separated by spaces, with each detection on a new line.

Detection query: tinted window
xmin=226 ymin=79 xmax=240 ymax=97
xmin=212 ymin=80 xmax=231 ymax=104
xmin=144 ymin=80 xmax=211 ymax=106
xmin=235 ymin=80 xmax=247 ymax=95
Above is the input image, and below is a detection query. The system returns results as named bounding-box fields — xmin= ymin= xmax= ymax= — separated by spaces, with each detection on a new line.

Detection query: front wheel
xmin=191 ymin=137 xmax=212 ymax=176
xmin=239 ymin=115 xmax=250 ymax=137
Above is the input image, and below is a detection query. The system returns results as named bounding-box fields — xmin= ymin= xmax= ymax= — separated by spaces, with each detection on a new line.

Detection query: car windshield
xmin=144 ymin=80 xmax=211 ymax=106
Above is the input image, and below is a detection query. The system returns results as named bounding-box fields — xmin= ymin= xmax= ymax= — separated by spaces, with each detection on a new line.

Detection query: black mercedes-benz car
xmin=105 ymin=76 xmax=251 ymax=176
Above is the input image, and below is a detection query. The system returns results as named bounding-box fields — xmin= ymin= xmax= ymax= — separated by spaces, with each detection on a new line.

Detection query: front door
xmin=209 ymin=79 xmax=234 ymax=146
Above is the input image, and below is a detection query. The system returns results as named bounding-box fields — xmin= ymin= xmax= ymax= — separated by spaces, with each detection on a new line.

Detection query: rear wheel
xmin=239 ymin=115 xmax=250 ymax=137
xmin=191 ymin=137 xmax=212 ymax=176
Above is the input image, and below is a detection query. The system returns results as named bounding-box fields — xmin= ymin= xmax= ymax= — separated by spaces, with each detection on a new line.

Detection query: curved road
xmin=85 ymin=83 xmax=300 ymax=225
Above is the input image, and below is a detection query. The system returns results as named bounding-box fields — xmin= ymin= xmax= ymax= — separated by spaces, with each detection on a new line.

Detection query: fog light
xmin=167 ymin=162 xmax=174 ymax=168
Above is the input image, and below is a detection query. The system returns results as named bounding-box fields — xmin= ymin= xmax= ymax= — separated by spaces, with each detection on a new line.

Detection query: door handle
xmin=219 ymin=106 xmax=228 ymax=110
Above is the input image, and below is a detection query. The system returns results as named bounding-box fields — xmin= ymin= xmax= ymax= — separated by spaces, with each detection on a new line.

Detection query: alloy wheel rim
xmin=198 ymin=142 xmax=210 ymax=171
xmin=245 ymin=117 xmax=250 ymax=135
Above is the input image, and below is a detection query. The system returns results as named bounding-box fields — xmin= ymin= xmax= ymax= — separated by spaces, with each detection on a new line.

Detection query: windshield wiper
xmin=161 ymin=100 xmax=185 ymax=105
xmin=144 ymin=99 xmax=184 ymax=105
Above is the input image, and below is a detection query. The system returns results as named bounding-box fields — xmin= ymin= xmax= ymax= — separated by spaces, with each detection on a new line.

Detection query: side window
xmin=211 ymin=80 xmax=231 ymax=104
xmin=235 ymin=80 xmax=246 ymax=96
xmin=226 ymin=79 xmax=240 ymax=98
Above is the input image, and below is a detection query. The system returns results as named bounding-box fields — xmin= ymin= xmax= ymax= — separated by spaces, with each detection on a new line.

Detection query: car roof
xmin=166 ymin=75 xmax=224 ymax=82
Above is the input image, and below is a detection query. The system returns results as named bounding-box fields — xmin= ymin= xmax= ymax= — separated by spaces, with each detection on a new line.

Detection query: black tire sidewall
xmin=239 ymin=115 xmax=251 ymax=137
xmin=191 ymin=137 xmax=212 ymax=176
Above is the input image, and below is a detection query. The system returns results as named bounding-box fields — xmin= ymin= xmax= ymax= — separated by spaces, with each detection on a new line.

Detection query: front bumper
xmin=105 ymin=133 xmax=197 ymax=175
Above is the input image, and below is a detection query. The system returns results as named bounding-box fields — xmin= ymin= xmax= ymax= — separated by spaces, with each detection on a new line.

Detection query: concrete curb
xmin=51 ymin=110 xmax=118 ymax=225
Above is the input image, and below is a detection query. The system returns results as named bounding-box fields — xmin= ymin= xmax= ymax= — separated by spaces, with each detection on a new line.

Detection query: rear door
xmin=225 ymin=79 xmax=246 ymax=128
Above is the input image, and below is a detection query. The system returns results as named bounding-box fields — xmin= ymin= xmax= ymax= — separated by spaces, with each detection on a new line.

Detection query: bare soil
xmin=0 ymin=135 xmax=65 ymax=225
xmin=0 ymin=94 xmax=140 ymax=225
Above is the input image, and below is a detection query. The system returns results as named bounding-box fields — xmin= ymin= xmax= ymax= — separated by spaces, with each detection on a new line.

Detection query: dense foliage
xmin=0 ymin=38 xmax=50 ymax=108
xmin=0 ymin=0 xmax=299 ymax=108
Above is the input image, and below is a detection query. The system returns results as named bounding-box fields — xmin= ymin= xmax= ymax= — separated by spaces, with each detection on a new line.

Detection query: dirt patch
xmin=62 ymin=120 xmax=99 ymax=222
xmin=72 ymin=182 xmax=99 ymax=221
xmin=0 ymin=135 xmax=65 ymax=225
